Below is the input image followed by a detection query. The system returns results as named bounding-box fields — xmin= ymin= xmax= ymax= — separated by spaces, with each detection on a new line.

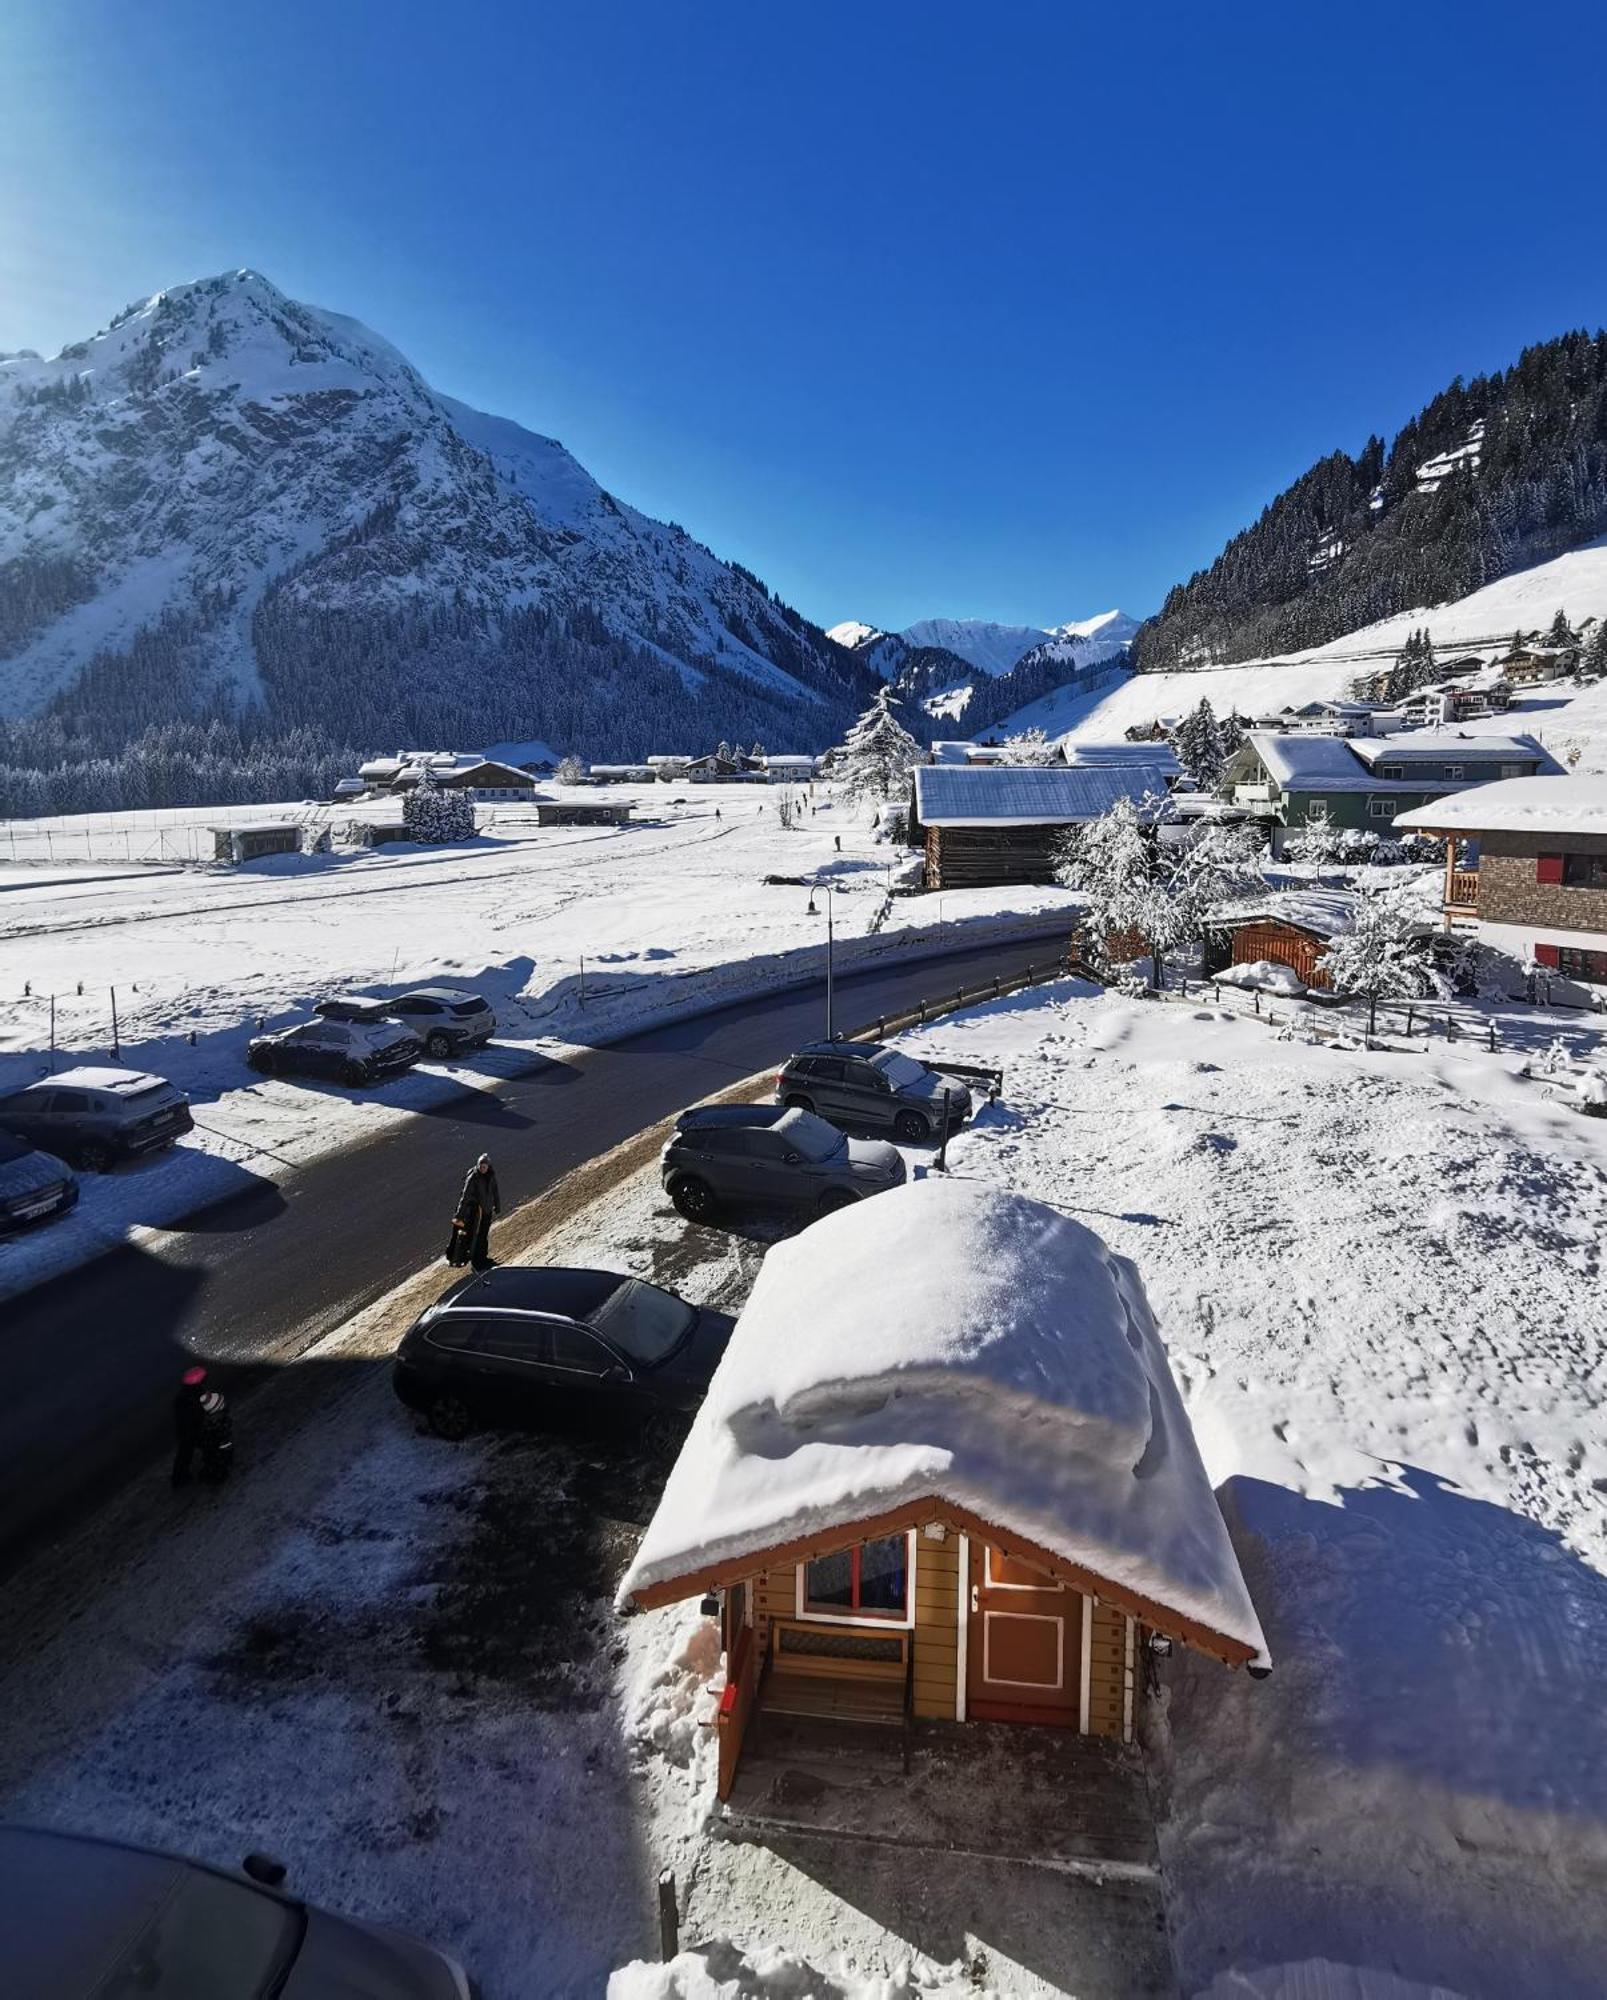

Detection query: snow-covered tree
xmin=554 ymin=754 xmax=585 ymax=785
xmin=1216 ymin=711 xmax=1247 ymax=764
xmin=402 ymin=765 xmax=476 ymax=843
xmin=1162 ymin=819 xmax=1266 ymax=962
xmin=833 ymin=688 xmax=922 ymax=808
xmin=1579 ymin=624 xmax=1607 ymax=682
xmin=1285 ymin=815 xmax=1347 ymax=865
xmin=1171 ymin=698 xmax=1226 ymax=784
xmin=1001 ymin=726 xmax=1060 ymax=767
xmin=1321 ymin=887 xmax=1423 ymax=1033
xmin=1053 ymin=794 xmax=1172 ymax=983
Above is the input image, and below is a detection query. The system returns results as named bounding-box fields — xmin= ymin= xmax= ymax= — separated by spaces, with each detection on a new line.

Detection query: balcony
xmin=1447 ymin=869 xmax=1479 ymax=910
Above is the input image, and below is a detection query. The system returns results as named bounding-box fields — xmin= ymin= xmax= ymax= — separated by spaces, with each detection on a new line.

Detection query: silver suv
xmin=662 ymin=1105 xmax=904 ymax=1224
xmin=776 ymin=1040 xmax=971 ymax=1143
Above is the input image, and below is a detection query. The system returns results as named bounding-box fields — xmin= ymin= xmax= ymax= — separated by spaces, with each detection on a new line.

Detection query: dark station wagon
xmin=0 ymin=1066 xmax=193 ymax=1173
xmin=776 ymin=1040 xmax=972 ymax=1143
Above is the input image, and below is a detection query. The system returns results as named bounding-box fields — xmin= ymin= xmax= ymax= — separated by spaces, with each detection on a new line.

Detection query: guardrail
xmin=850 ymin=945 xmax=1088 ymax=1049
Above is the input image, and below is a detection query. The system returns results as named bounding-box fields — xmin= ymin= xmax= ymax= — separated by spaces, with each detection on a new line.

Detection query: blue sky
xmin=4 ymin=1 xmax=1606 ymax=634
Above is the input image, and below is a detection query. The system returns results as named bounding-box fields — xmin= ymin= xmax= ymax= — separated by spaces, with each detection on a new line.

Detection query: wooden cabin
xmin=618 ymin=1180 xmax=1269 ymax=1800
xmin=534 ymin=800 xmax=636 ymax=827
xmin=211 ymin=822 xmax=301 ymax=864
xmin=909 ymin=765 xmax=1170 ymax=891
xmin=1209 ymin=889 xmax=1362 ymax=990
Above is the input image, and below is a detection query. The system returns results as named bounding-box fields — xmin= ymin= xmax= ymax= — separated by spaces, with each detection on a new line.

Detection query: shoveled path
xmin=0 ymin=933 xmax=1063 ymax=1578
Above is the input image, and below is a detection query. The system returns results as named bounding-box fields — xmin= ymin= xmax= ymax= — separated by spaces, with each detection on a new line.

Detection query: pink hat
xmin=182 ymin=1366 xmax=207 ymax=1386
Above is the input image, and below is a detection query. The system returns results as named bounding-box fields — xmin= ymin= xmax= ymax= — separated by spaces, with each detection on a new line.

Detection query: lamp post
xmin=809 ymin=883 xmax=837 ymax=1038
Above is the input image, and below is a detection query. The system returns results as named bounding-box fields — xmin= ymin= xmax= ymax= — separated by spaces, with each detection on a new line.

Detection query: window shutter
xmin=1536 ymin=854 xmax=1564 ymax=884
xmin=1534 ymin=942 xmax=1561 ymax=968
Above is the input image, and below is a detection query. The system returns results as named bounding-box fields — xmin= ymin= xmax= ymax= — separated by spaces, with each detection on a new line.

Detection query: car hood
xmin=908 ymin=1071 xmax=969 ymax=1104
xmin=281 ymin=1905 xmax=467 ymax=2000
xmin=845 ymin=1138 xmax=904 ymax=1176
xmin=0 ymin=1148 xmax=73 ymax=1200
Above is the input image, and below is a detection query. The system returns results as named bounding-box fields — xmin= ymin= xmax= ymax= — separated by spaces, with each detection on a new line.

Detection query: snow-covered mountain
xmin=0 ymin=270 xmax=873 ymax=755
xmin=898 ymin=617 xmax=1056 ymax=679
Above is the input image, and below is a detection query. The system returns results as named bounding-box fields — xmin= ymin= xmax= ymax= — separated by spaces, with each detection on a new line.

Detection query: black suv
xmin=392 ymin=1265 xmax=732 ymax=1442
xmin=776 ymin=1040 xmax=971 ymax=1143
xmin=661 ymin=1104 xmax=904 ymax=1223
xmin=0 ymin=1066 xmax=194 ymax=1172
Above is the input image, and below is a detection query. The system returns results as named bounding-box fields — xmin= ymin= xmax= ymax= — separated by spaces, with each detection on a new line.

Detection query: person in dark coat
xmin=172 ymin=1365 xmax=230 ymax=1485
xmin=455 ymin=1153 xmax=501 ymax=1270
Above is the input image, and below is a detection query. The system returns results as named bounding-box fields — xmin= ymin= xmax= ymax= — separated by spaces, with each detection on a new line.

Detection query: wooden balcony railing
xmin=1448 ymin=869 xmax=1479 ymax=909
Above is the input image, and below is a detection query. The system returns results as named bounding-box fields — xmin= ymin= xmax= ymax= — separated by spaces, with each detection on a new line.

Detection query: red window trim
xmin=1534 ymin=942 xmax=1561 ymax=968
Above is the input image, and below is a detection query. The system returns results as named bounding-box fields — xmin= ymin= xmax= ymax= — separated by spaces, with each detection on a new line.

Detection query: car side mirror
xmin=603 ymin=1364 xmax=630 ymax=1385
xmin=784 ymin=1152 xmax=800 ymax=1165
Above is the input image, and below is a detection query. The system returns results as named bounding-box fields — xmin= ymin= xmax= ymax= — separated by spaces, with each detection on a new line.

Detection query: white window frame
xmin=1367 ymin=797 xmax=1394 ymax=819
xmin=795 ymin=1530 xmax=918 ymax=1630
xmin=1443 ymin=764 xmax=1465 ymax=781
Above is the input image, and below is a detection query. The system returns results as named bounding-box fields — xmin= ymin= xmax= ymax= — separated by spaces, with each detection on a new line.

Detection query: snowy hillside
xmin=0 ymin=270 xmax=872 ymax=756
xmin=996 ymin=538 xmax=1607 ymax=752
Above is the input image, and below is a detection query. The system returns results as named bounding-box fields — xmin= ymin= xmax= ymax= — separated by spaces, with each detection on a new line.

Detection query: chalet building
xmin=910 ymin=765 xmax=1167 ymax=890
xmin=618 ymin=1181 xmax=1269 ymax=1801
xmin=1397 ymin=776 xmax=1607 ymax=1001
xmin=1242 ymin=699 xmax=1391 ymax=738
xmin=419 ymin=759 xmax=540 ymax=801
xmin=760 ymin=755 xmax=818 ymax=783
xmin=1502 ymin=650 xmax=1563 ymax=686
xmin=586 ymin=764 xmax=655 ymax=785
xmin=1220 ymin=731 xmax=1559 ymax=856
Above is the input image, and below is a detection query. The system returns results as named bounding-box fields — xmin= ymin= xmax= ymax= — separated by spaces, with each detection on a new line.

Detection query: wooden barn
xmin=534 ymin=800 xmax=636 ymax=828
xmin=618 ymin=1180 xmax=1269 ymax=1802
xmin=909 ymin=764 xmax=1169 ymax=891
xmin=1208 ymin=889 xmax=1361 ymax=989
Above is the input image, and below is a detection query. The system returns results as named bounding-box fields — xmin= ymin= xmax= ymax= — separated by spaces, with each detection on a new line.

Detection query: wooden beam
xmin=625 ymin=1495 xmax=1257 ymax=1669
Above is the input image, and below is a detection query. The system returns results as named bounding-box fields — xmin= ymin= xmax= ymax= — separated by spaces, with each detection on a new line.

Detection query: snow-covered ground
xmin=997 ymin=539 xmax=1607 ymax=750
xmin=0 ymin=781 xmax=1075 ymax=1300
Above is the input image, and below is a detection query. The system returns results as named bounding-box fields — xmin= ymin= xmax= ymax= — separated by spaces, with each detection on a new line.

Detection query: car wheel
xmin=670 ymin=1174 xmax=718 ymax=1222
xmin=427 ymin=1394 xmax=474 ymax=1441
xmin=817 ymin=1187 xmax=858 ymax=1214
xmin=782 ymin=1093 xmax=815 ymax=1114
xmin=641 ymin=1410 xmax=685 ymax=1460
xmin=425 ymin=1031 xmax=454 ymax=1060
xmin=248 ymin=1048 xmax=275 ymax=1076
xmin=76 ymin=1140 xmax=113 ymax=1174
xmin=894 ymin=1108 xmax=931 ymax=1144
xmin=342 ymin=1059 xmax=370 ymax=1087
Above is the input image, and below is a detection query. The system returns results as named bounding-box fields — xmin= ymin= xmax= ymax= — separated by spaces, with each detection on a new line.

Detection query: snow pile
xmin=1214 ymin=960 xmax=1309 ymax=996
xmin=620 ymin=1605 xmax=723 ymax=1773
xmin=620 ymin=1178 xmax=1268 ymax=1661
xmin=610 ymin=1941 xmax=988 ymax=2000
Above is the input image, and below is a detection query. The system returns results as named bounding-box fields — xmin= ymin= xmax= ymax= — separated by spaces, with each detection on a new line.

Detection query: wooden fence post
xmin=657 ymin=1871 xmax=679 ymax=1958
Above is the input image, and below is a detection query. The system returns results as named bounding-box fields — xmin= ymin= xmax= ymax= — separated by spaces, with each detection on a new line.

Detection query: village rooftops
xmin=617 ymin=1178 xmax=1269 ymax=1666
xmin=1346 ymin=732 xmax=1558 ymax=771
xmin=912 ymin=763 xmax=1168 ymax=828
xmin=1394 ymin=773 xmax=1607 ymax=835
xmin=1059 ymin=740 xmax=1184 ymax=776
xmin=1243 ymin=731 xmax=1554 ymax=793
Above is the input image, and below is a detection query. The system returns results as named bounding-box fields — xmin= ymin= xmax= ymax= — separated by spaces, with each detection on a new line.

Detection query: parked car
xmin=0 ymin=1130 xmax=79 ymax=1232
xmin=381 ymin=987 xmax=497 ymax=1058
xmin=0 ymin=1821 xmax=469 ymax=1999
xmin=775 ymin=1039 xmax=972 ymax=1143
xmin=248 ymin=1016 xmax=422 ymax=1086
xmin=392 ymin=1265 xmax=733 ymax=1442
xmin=0 ymin=1067 xmax=194 ymax=1173
xmin=661 ymin=1104 xmax=904 ymax=1224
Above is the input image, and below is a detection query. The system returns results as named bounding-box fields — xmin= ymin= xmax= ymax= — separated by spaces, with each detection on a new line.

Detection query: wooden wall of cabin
xmin=925 ymin=825 xmax=1062 ymax=891
xmin=1229 ymin=920 xmax=1331 ymax=990
xmin=1087 ymin=1601 xmax=1136 ymax=1742
xmin=912 ymin=1529 xmax=960 ymax=1720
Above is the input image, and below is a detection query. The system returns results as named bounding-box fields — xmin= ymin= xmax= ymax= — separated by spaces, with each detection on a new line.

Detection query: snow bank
xmin=610 ymin=1941 xmax=987 ymax=1999
xmin=1214 ymin=961 xmax=1309 ymax=996
xmin=619 ymin=1178 xmax=1268 ymax=1661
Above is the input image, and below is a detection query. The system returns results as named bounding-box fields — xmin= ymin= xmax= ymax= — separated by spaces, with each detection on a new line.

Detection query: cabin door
xmin=966 ymin=1540 xmax=1082 ymax=1726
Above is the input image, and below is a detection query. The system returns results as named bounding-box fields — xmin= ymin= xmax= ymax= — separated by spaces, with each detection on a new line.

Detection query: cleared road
xmin=0 ymin=932 xmax=1066 ymax=1577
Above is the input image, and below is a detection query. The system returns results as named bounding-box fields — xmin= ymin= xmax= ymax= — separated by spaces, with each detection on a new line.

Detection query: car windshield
xmin=588 ymin=1278 xmax=696 ymax=1365
xmin=0 ymin=1130 xmax=30 ymax=1164
xmin=871 ymin=1050 xmax=928 ymax=1090
xmin=780 ymin=1114 xmax=844 ymax=1163
xmin=449 ymin=999 xmax=485 ymax=1017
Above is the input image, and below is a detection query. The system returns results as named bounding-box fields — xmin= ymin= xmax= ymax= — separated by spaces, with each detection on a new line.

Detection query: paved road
xmin=0 ymin=933 xmax=1066 ymax=1577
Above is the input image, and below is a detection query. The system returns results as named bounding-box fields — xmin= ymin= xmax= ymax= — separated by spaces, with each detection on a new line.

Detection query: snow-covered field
xmin=0 ymin=781 xmax=1074 ymax=1299
xmin=3 ymin=966 xmax=1604 ymax=1996
xmin=999 ymin=539 xmax=1607 ymax=754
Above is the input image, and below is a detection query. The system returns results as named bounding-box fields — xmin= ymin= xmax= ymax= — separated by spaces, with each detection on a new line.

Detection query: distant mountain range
xmin=825 ymin=609 xmax=1139 ymax=734
xmin=0 ymin=269 xmax=878 ymax=806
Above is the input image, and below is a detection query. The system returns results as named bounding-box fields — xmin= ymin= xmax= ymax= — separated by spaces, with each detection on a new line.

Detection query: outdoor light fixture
xmin=922 ymin=1522 xmax=949 ymax=1542
xmin=698 ymin=1593 xmax=719 ymax=1618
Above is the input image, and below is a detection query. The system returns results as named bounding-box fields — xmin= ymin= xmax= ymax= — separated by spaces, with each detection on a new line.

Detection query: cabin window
xmin=1378 ymin=765 xmax=1404 ymax=780
xmin=801 ymin=1535 xmax=912 ymax=1623
xmin=1367 ymin=798 xmax=1394 ymax=819
xmin=1561 ymin=853 xmax=1607 ymax=889
xmin=1556 ymin=948 xmax=1607 ymax=985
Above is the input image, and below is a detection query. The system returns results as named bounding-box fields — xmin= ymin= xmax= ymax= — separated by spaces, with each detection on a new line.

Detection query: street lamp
xmin=809 ymin=882 xmax=838 ymax=1038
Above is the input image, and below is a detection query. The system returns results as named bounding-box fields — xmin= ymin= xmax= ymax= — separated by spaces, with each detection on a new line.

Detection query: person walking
xmin=453 ymin=1152 xmax=501 ymax=1270
xmin=171 ymin=1365 xmax=231 ymax=1486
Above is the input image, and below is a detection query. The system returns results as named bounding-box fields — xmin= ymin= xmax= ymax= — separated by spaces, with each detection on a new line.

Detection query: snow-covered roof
xmin=619 ymin=1180 xmax=1269 ymax=1665
xmin=1348 ymin=732 xmax=1556 ymax=770
xmin=8 ymin=1065 xmax=165 ymax=1095
xmin=1394 ymin=774 xmax=1607 ymax=835
xmin=1059 ymin=740 xmax=1184 ymax=775
xmin=1242 ymin=734 xmax=1378 ymax=791
xmin=913 ymin=764 xmax=1166 ymax=827
xmin=1213 ymin=888 xmax=1360 ymax=939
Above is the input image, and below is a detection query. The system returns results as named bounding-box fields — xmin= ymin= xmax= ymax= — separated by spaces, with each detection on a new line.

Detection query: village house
xmin=1501 ymin=649 xmax=1564 ymax=686
xmin=758 ymin=754 xmax=817 ymax=783
xmin=404 ymin=759 xmax=540 ymax=802
xmin=1396 ymin=775 xmax=1607 ymax=1002
xmin=585 ymin=763 xmax=656 ymax=785
xmin=533 ymin=798 xmax=636 ymax=827
xmin=1219 ymin=731 xmax=1559 ymax=856
xmin=617 ymin=1181 xmax=1269 ymax=1802
xmin=909 ymin=764 xmax=1169 ymax=890
xmin=1242 ymin=699 xmax=1392 ymax=738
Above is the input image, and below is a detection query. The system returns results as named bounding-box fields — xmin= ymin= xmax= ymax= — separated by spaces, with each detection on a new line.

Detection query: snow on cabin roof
xmin=1058 ymin=740 xmax=1184 ymax=774
xmin=618 ymin=1180 xmax=1269 ymax=1663
xmin=1246 ymin=734 xmax=1381 ymax=792
xmin=913 ymin=764 xmax=1166 ymax=827
xmin=1395 ymin=774 xmax=1607 ymax=835
xmin=1212 ymin=888 xmax=1361 ymax=939
xmin=1347 ymin=732 xmax=1557 ymax=771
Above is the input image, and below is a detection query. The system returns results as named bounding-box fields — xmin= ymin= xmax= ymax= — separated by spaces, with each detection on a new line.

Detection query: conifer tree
xmin=833 ymin=688 xmax=922 ymax=808
xmin=402 ymin=765 xmax=477 ymax=843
